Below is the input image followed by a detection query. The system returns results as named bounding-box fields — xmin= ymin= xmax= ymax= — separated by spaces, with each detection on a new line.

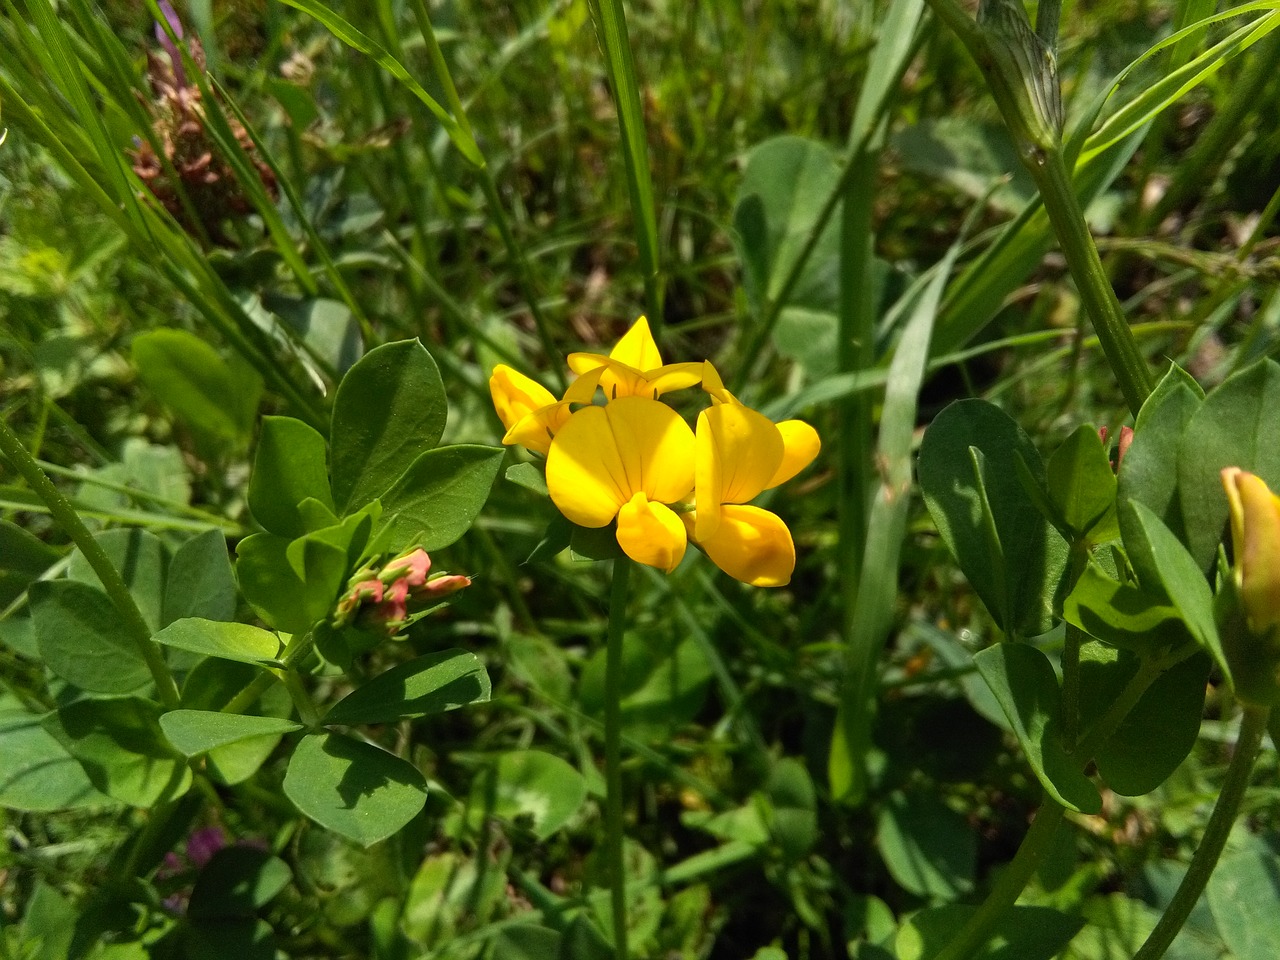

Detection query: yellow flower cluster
xmin=490 ymin=318 xmax=820 ymax=586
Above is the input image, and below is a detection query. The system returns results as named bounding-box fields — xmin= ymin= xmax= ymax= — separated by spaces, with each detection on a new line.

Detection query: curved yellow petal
xmin=567 ymin=354 xmax=646 ymax=399
xmin=546 ymin=397 xmax=694 ymax=528
xmin=694 ymin=403 xmax=783 ymax=541
xmin=546 ymin=406 xmax=629 ymax=526
xmin=1223 ymin=468 xmax=1280 ymax=632
xmin=767 ymin=420 xmax=821 ymax=488
xmin=696 ymin=504 xmax=795 ymax=587
xmin=617 ymin=493 xmax=687 ymax=572
xmin=490 ymin=365 xmax=556 ymax=433
xmin=610 ymin=315 xmax=662 ymax=370
xmin=501 ymin=368 xmax=605 ymax=455
xmin=645 ymin=362 xmax=705 ymax=397
xmin=700 ymin=361 xmax=737 ymax=404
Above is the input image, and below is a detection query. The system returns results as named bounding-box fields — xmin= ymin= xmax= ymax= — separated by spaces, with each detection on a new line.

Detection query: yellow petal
xmin=767 ymin=420 xmax=821 ymax=488
xmin=701 ymin=361 xmax=737 ymax=404
xmin=694 ymin=403 xmax=783 ymax=541
xmin=1222 ymin=468 xmax=1280 ymax=631
xmin=546 ymin=397 xmax=694 ymax=528
xmin=567 ymin=354 xmax=647 ymax=399
xmin=696 ymin=504 xmax=795 ymax=587
xmin=617 ymin=493 xmax=687 ymax=572
xmin=490 ymin=365 xmax=556 ymax=433
xmin=610 ymin=315 xmax=662 ymax=370
xmin=644 ymin=362 xmax=705 ymax=397
xmin=499 ymin=368 xmax=605 ymax=456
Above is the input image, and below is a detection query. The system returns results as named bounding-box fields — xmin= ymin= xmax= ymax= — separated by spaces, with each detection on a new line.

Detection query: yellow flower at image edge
xmin=691 ymin=402 xmax=820 ymax=587
xmin=1221 ymin=467 xmax=1280 ymax=633
xmin=546 ymin=396 xmax=695 ymax=573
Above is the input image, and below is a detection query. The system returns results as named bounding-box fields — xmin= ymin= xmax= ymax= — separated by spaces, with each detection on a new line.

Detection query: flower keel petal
xmin=617 ymin=493 xmax=687 ymax=572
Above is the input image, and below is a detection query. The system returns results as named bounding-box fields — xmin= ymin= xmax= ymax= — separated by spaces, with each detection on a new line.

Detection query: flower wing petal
xmin=617 ymin=493 xmax=687 ymax=572
xmin=767 ymin=420 xmax=821 ymax=488
xmin=697 ymin=504 xmax=795 ymax=587
xmin=546 ymin=406 xmax=629 ymax=527
xmin=695 ymin=403 xmax=783 ymax=541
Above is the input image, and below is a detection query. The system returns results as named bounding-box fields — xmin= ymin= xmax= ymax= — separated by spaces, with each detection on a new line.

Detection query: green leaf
xmin=0 ymin=708 xmax=112 ymax=811
xmin=1063 ymin=560 xmax=1190 ymax=657
xmin=322 ymin=650 xmax=490 ymax=726
xmin=249 ymin=416 xmax=334 ymax=538
xmin=375 ymin=444 xmax=504 ymax=552
xmin=1121 ymin=501 xmax=1222 ymax=669
xmin=329 ymin=340 xmax=447 ymax=514
xmin=559 ymin=915 xmax=616 ymax=960
xmin=43 ymin=697 xmax=192 ymax=808
xmin=153 ymin=618 xmax=283 ymax=666
xmin=179 ymin=659 xmax=293 ymax=786
xmin=1118 ymin=365 xmax=1203 ymax=552
xmin=0 ymin=518 xmax=60 ymax=576
xmin=1176 ymin=359 xmax=1280 ymax=569
xmin=67 ymin=527 xmax=168 ymax=633
xmin=30 ymin=580 xmax=152 ymax=695
xmin=236 ymin=532 xmax=335 ymax=634
xmin=876 ymin=790 xmax=976 ymax=899
xmin=283 ymin=732 xmax=427 ymax=846
xmin=895 ymin=904 xmax=1082 ymax=960
xmin=1080 ymin=646 xmax=1210 ymax=796
xmin=181 ymin=919 xmax=276 ymax=960
xmin=466 ymin=750 xmax=588 ymax=842
xmin=505 ymin=461 xmax=548 ymax=497
xmin=733 ymin=136 xmax=841 ymax=376
xmin=164 ymin=528 xmax=237 ymax=625
xmin=486 ymin=924 xmax=562 ymax=960
xmin=187 ymin=847 xmax=293 ymax=920
xmin=1208 ymin=842 xmax=1280 ymax=960
xmin=766 ymin=757 xmax=817 ymax=862
xmin=919 ymin=400 xmax=1069 ymax=638
xmin=160 ymin=711 xmax=301 ymax=757
xmin=131 ymin=328 xmax=262 ymax=449
xmin=1045 ymin=424 xmax=1117 ymax=539
xmin=973 ymin=644 xmax=1100 ymax=813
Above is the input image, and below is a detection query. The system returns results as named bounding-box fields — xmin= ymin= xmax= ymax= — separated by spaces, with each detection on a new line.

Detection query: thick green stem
xmin=1030 ymin=148 xmax=1153 ymax=415
xmin=1133 ymin=705 xmax=1271 ymax=960
xmin=0 ymin=417 xmax=180 ymax=710
xmin=931 ymin=796 xmax=1067 ymax=960
xmin=604 ymin=557 xmax=632 ymax=960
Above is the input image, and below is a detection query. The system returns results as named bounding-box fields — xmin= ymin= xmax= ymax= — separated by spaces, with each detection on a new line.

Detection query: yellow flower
xmin=689 ymin=400 xmax=821 ymax=587
xmin=567 ymin=316 xmax=703 ymax=400
xmin=490 ymin=365 xmax=602 ymax=456
xmin=546 ymin=396 xmax=695 ymax=572
xmin=1221 ymin=467 xmax=1280 ymax=633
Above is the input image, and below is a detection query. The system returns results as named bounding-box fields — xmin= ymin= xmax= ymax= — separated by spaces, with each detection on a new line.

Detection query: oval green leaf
xmin=283 ymin=732 xmax=427 ymax=847
xmin=154 ymin=618 xmax=283 ymax=666
xmin=30 ymin=580 xmax=152 ymax=695
xmin=161 ymin=710 xmax=302 ymax=757
xmin=375 ymin=444 xmax=504 ymax=552
xmin=322 ymin=650 xmax=490 ymax=726
xmin=249 ymin=416 xmax=334 ymax=538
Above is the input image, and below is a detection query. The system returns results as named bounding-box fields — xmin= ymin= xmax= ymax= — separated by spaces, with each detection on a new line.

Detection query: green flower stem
xmin=0 ymin=416 xmax=181 ymax=710
xmin=1133 ymin=705 xmax=1271 ymax=960
xmin=604 ymin=556 xmax=633 ymax=960
xmin=1029 ymin=148 xmax=1153 ymax=415
xmin=283 ymin=669 xmax=322 ymax=729
xmin=931 ymin=795 xmax=1067 ymax=960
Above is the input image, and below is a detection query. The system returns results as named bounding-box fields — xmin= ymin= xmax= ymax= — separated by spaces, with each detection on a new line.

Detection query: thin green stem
xmin=1133 ymin=705 xmax=1271 ymax=960
xmin=223 ymin=630 xmax=315 ymax=717
xmin=1071 ymin=652 xmax=1168 ymax=767
xmin=284 ymin=669 xmax=322 ymax=728
xmin=0 ymin=416 xmax=180 ymax=710
xmin=1030 ymin=147 xmax=1153 ymax=415
xmin=931 ymin=796 xmax=1067 ymax=960
xmin=604 ymin=557 xmax=632 ymax=960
